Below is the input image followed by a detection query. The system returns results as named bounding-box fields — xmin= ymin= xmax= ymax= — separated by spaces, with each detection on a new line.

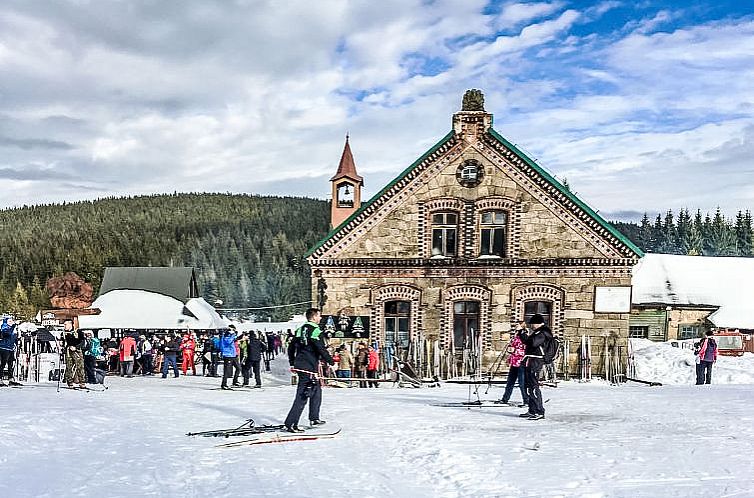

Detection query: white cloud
xmin=496 ymin=1 xmax=565 ymax=27
xmin=0 ymin=1 xmax=751 ymax=221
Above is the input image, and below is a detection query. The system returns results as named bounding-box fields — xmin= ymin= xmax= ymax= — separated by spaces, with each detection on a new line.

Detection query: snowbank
xmin=631 ymin=338 xmax=754 ymax=385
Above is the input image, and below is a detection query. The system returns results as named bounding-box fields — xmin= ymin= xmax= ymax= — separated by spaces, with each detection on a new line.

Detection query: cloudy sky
xmin=1 ymin=0 xmax=752 ymax=221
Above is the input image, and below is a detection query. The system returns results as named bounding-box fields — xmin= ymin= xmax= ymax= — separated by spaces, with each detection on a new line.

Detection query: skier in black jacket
xmin=244 ymin=332 xmax=267 ymax=387
xmin=520 ymin=313 xmax=548 ymax=420
xmin=283 ymin=308 xmax=334 ymax=432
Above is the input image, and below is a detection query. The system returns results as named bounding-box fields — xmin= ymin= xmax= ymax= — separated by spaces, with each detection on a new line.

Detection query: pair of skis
xmin=187 ymin=418 xmax=341 ymax=447
xmin=214 ymin=427 xmax=341 ymax=448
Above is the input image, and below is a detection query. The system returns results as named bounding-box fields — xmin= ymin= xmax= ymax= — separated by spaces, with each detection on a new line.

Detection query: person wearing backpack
xmin=0 ymin=317 xmax=19 ymax=386
xmin=696 ymin=330 xmax=718 ymax=385
xmin=82 ymin=331 xmax=101 ymax=383
xmin=284 ymin=308 xmax=335 ymax=432
xmin=519 ymin=313 xmax=551 ymax=420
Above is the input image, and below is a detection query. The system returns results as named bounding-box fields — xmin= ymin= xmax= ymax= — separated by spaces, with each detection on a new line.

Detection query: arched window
xmin=384 ymin=300 xmax=411 ymax=350
xmin=479 ymin=210 xmax=507 ymax=257
xmin=453 ymin=300 xmax=480 ymax=351
xmin=431 ymin=212 xmax=458 ymax=257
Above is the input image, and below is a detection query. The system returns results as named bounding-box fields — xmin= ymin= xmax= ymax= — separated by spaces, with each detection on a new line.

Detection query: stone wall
xmin=313 ymin=269 xmax=631 ymax=378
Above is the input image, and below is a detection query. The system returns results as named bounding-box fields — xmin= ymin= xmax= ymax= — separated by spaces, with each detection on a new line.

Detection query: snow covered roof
xmin=78 ymin=290 xmax=229 ymax=330
xmin=230 ymin=314 xmax=305 ymax=333
xmin=632 ymin=254 xmax=754 ymax=328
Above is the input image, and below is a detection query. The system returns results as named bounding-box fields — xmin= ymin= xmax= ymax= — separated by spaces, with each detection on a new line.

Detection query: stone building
xmin=306 ymin=90 xmax=643 ymax=378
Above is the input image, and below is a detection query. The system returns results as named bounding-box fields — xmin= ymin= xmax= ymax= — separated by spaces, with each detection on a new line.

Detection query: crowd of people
xmin=56 ymin=322 xmax=288 ymax=389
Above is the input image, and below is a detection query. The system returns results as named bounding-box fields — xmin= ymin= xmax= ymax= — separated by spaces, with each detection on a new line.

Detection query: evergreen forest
xmin=0 ymin=192 xmax=751 ymax=321
xmin=0 ymin=193 xmax=330 ymax=320
xmin=612 ymin=208 xmax=753 ymax=257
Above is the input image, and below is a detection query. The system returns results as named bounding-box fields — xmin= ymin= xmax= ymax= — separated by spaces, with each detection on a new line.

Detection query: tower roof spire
xmin=331 ymin=134 xmax=363 ymax=184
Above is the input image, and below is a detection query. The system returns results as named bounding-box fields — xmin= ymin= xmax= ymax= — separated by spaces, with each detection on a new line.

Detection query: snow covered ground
xmin=632 ymin=338 xmax=754 ymax=385
xmin=3 ymin=357 xmax=754 ymax=498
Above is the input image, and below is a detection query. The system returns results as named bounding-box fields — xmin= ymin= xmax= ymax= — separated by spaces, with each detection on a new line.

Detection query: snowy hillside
xmin=631 ymin=338 xmax=754 ymax=385
xmin=3 ymin=356 xmax=754 ymax=497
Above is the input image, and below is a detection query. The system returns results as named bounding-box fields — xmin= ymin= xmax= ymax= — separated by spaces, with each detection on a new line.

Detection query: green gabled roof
xmin=305 ymin=130 xmax=456 ymax=257
xmin=306 ymin=126 xmax=643 ymax=259
xmin=486 ymin=128 xmax=644 ymax=257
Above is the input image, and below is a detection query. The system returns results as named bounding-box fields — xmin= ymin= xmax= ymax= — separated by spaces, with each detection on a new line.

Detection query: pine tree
xmin=708 ymin=207 xmax=736 ymax=256
xmin=735 ymin=210 xmax=753 ymax=256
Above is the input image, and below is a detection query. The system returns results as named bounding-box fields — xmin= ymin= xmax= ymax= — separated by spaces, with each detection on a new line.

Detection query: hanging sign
xmin=320 ymin=314 xmax=370 ymax=339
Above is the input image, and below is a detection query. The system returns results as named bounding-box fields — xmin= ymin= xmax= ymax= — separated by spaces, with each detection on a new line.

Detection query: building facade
xmin=307 ymin=90 xmax=643 ymax=378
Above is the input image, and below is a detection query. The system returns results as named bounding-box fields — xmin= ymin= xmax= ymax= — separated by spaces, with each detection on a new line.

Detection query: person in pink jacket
xmin=498 ymin=320 xmax=530 ymax=406
xmin=696 ymin=330 xmax=718 ymax=385
xmin=366 ymin=346 xmax=380 ymax=388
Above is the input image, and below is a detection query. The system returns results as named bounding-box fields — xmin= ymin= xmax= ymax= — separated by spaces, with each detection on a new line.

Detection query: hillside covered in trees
xmin=613 ymin=208 xmax=753 ymax=257
xmin=0 ymin=192 xmax=751 ymax=321
xmin=0 ymin=193 xmax=330 ymax=320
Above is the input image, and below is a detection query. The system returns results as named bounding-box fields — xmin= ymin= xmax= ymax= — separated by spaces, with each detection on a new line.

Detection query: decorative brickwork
xmin=478 ymin=134 xmax=634 ymax=258
xmin=313 ymin=134 xmax=461 ymax=259
xmin=511 ymin=284 xmax=566 ymax=336
xmin=440 ymin=284 xmax=493 ymax=351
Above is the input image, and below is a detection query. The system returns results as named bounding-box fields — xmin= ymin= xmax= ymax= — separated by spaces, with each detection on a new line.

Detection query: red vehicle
xmin=712 ymin=332 xmax=745 ymax=357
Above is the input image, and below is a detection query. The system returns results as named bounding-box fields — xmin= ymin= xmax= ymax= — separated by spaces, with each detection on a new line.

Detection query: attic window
xmin=456 ymin=159 xmax=483 ymax=187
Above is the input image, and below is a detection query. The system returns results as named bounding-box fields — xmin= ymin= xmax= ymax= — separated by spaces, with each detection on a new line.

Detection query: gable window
xmin=479 ymin=210 xmax=507 ymax=257
xmin=432 ymin=212 xmax=458 ymax=257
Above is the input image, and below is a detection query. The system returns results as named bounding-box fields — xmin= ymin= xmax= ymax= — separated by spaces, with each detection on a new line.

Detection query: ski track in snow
xmin=2 ymin=356 xmax=754 ymax=497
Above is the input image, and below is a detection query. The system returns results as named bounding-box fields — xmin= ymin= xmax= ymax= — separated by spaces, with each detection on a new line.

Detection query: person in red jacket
xmin=366 ymin=346 xmax=380 ymax=388
xmin=119 ymin=335 xmax=137 ymax=378
xmin=181 ymin=333 xmax=197 ymax=376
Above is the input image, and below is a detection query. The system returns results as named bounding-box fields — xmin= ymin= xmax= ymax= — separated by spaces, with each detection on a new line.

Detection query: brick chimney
xmin=330 ymin=134 xmax=364 ymax=229
xmin=453 ymin=89 xmax=493 ymax=142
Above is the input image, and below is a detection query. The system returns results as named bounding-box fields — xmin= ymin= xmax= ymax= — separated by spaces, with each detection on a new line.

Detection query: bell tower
xmin=330 ymin=134 xmax=363 ymax=229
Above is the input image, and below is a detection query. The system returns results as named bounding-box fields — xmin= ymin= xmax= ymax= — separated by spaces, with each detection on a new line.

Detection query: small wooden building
xmin=631 ymin=253 xmax=754 ymax=341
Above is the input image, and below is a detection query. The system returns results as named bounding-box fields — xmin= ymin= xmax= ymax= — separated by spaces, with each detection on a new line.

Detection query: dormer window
xmin=431 ymin=212 xmax=458 ymax=257
xmin=337 ymin=182 xmax=354 ymax=208
xmin=479 ymin=210 xmax=507 ymax=257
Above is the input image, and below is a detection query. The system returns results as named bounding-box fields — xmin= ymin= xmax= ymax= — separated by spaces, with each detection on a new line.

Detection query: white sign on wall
xmin=594 ymin=286 xmax=632 ymax=313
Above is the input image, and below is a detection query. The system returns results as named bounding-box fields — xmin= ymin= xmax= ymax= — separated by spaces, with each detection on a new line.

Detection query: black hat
xmin=528 ymin=314 xmax=545 ymax=325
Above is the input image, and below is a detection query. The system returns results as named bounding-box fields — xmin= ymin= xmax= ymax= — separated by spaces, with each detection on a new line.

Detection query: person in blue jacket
xmin=0 ymin=317 xmax=19 ymax=386
xmin=220 ymin=325 xmax=241 ymax=390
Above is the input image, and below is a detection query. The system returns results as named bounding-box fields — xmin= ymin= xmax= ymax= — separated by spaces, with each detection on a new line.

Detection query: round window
xmin=456 ymin=159 xmax=483 ymax=187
